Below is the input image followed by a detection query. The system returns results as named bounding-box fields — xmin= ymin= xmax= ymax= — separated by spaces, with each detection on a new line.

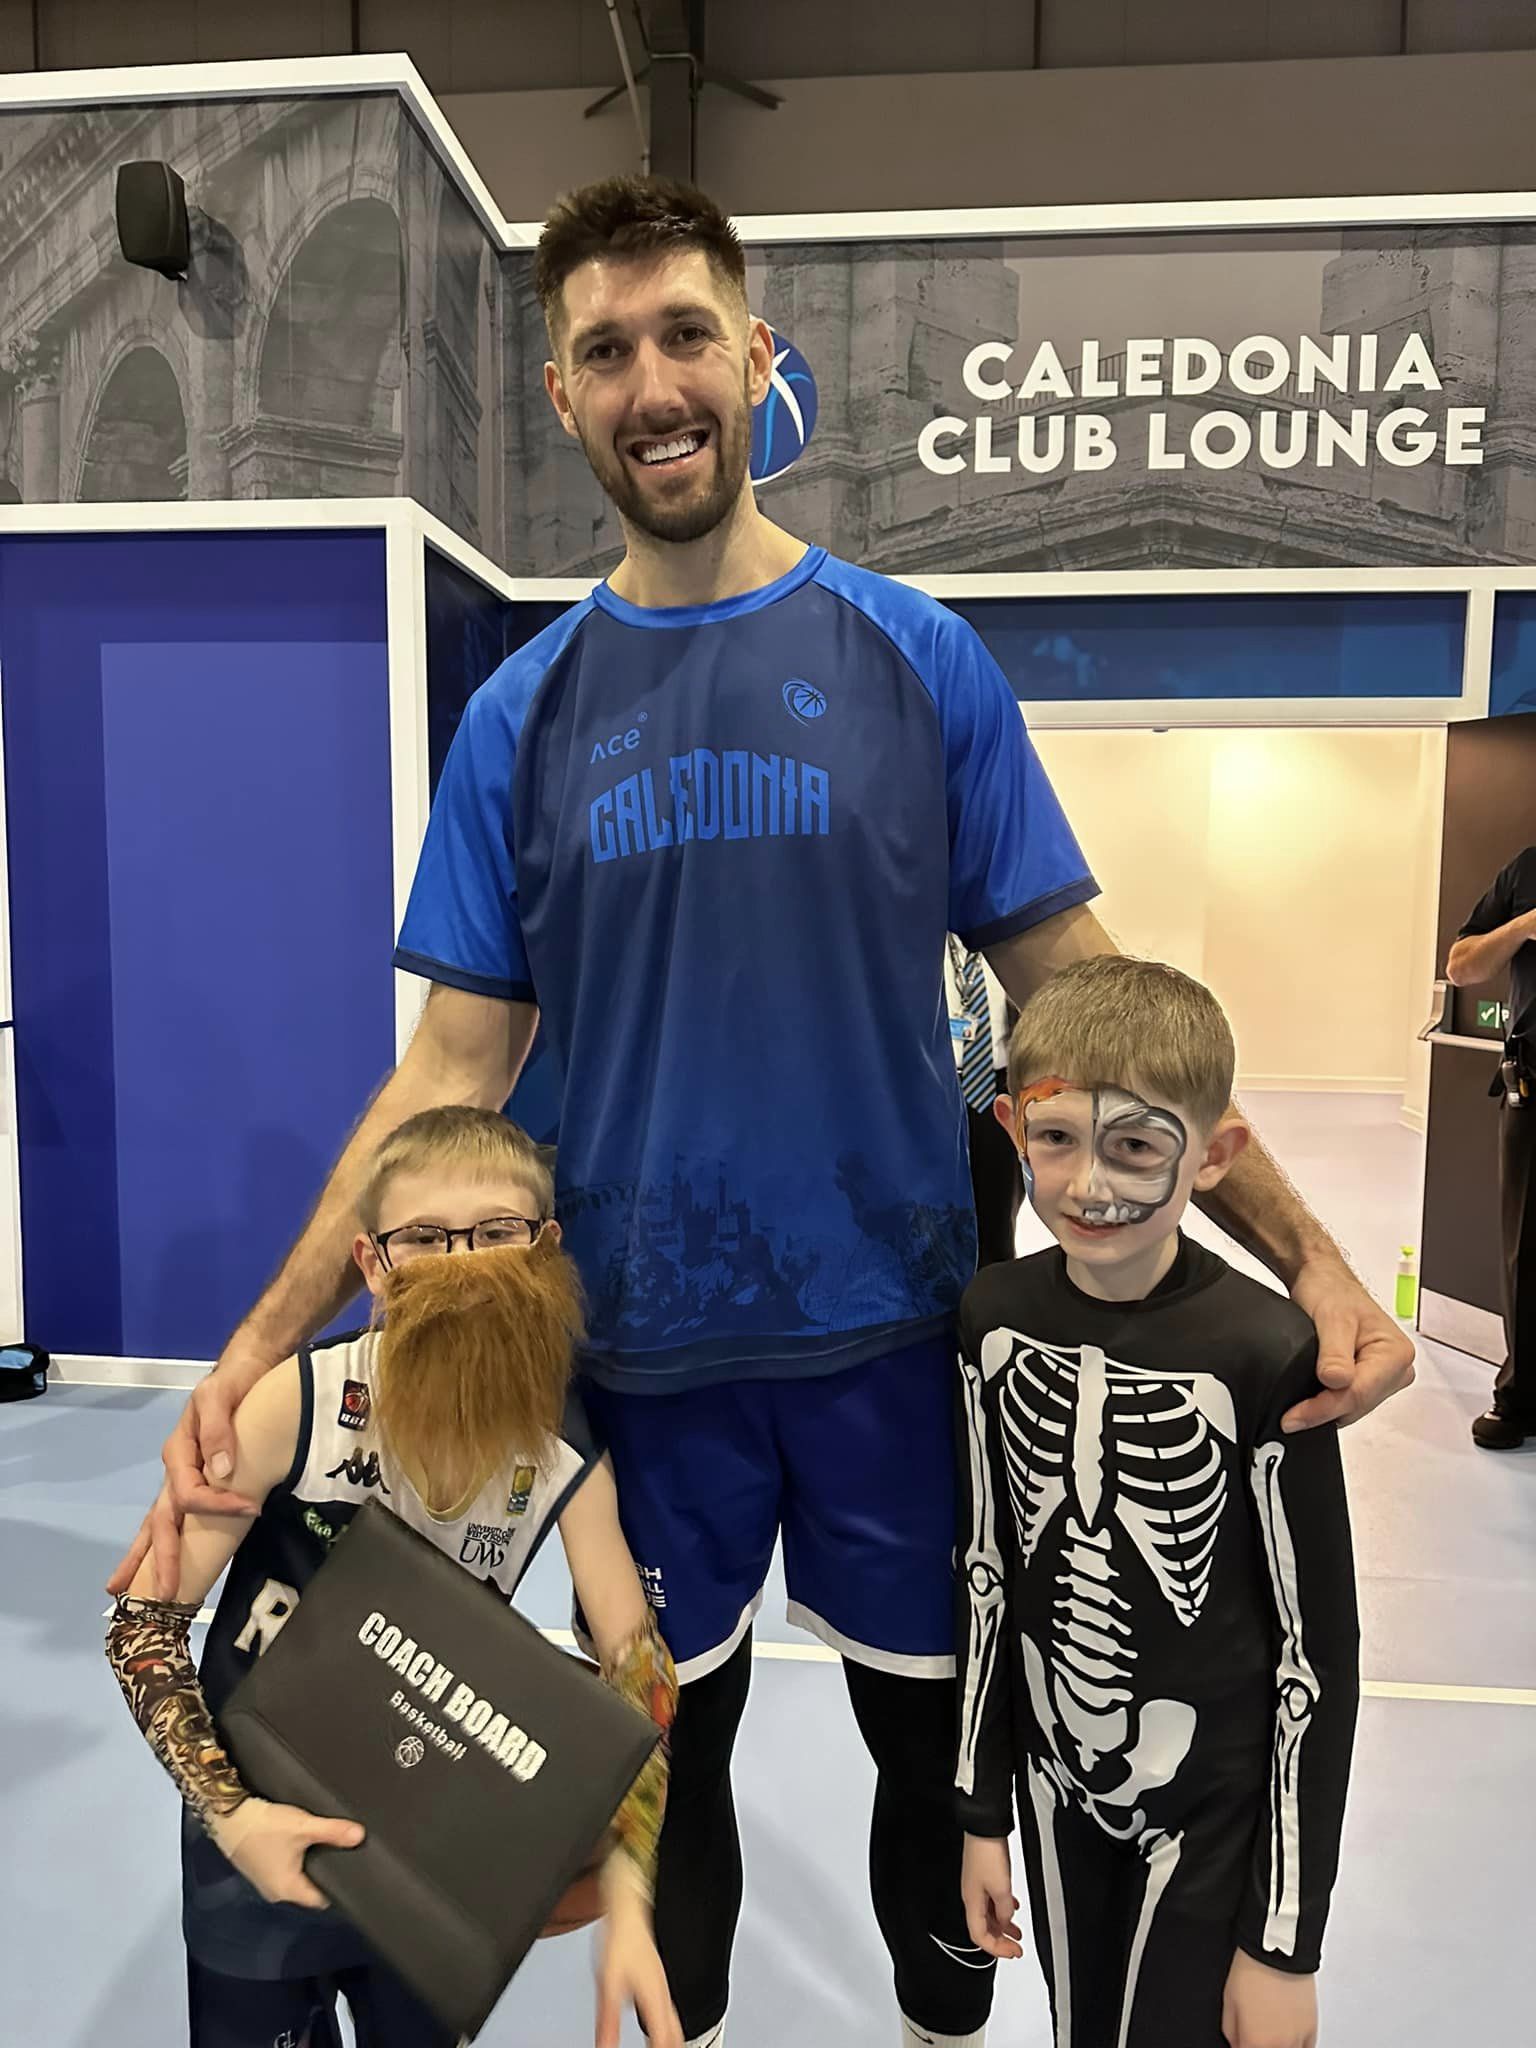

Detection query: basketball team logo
xmin=782 ymin=678 xmax=828 ymax=726
xmin=751 ymin=328 xmax=818 ymax=484
xmin=337 ymin=1379 xmax=370 ymax=1431
xmin=395 ymin=1736 xmax=425 ymax=1770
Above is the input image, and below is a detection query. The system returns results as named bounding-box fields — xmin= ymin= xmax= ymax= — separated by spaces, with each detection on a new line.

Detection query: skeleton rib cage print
xmin=953 ymin=1243 xmax=1359 ymax=2031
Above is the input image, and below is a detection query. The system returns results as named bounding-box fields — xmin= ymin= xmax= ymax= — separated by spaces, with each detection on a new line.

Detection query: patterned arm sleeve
xmin=105 ymin=1595 xmax=249 ymax=1830
xmin=1239 ymin=1342 xmax=1360 ymax=1975
xmin=954 ymin=1325 xmax=1016 ymax=1838
xmin=601 ymin=1611 xmax=678 ymax=1900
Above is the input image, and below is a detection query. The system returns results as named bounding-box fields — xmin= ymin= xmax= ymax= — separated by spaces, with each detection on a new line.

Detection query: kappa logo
xmin=589 ymin=710 xmax=649 ymax=765
xmin=782 ymin=677 xmax=827 ymax=725
xmin=337 ymin=1379 xmax=371 ymax=1431
xmin=327 ymin=1449 xmax=391 ymax=1493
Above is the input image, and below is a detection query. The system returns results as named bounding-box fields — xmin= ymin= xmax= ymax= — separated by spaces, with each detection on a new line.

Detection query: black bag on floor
xmin=0 ymin=1342 xmax=49 ymax=1400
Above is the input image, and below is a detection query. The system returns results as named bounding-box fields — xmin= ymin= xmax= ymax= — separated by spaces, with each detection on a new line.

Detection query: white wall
xmin=1032 ymin=725 xmax=1444 ymax=1111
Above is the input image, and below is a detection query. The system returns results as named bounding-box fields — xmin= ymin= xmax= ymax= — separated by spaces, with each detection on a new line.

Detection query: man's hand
xmin=105 ymin=1336 xmax=276 ymax=1599
xmin=1222 ymin=1948 xmax=1317 ymax=2048
xmin=1284 ymin=1255 xmax=1415 ymax=1432
xmin=960 ymin=1832 xmax=1024 ymax=1961
xmin=208 ymin=1798 xmax=364 ymax=1910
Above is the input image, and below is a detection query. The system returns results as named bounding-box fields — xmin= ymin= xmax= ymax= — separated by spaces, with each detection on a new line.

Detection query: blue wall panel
xmin=1490 ymin=592 xmax=1536 ymax=718
xmin=950 ymin=592 xmax=1466 ymax=704
xmin=1 ymin=532 xmax=391 ymax=1359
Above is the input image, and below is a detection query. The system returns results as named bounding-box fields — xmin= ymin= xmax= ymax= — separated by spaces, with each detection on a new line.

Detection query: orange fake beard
xmin=373 ymin=1236 xmax=585 ymax=1517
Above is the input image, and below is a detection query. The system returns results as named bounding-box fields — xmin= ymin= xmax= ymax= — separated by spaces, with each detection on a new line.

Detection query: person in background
xmin=945 ymin=936 xmax=1023 ymax=1267
xmin=1447 ymin=843 xmax=1536 ymax=1448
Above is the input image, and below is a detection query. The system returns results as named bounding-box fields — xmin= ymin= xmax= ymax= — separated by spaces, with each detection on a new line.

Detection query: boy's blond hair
xmin=1006 ymin=955 xmax=1235 ymax=1133
xmin=358 ymin=1106 xmax=554 ymax=1232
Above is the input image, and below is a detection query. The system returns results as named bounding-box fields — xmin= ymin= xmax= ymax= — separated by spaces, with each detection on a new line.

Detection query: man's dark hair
xmin=534 ymin=175 xmax=747 ymax=346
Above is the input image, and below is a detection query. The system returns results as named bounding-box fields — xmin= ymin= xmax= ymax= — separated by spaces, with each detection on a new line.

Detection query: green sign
xmin=1477 ymin=1000 xmax=1506 ymax=1031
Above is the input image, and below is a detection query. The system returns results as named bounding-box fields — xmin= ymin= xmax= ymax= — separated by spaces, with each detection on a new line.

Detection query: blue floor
xmin=3 ymin=1093 xmax=1533 ymax=2045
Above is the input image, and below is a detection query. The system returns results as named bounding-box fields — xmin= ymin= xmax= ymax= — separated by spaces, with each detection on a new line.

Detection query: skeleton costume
xmin=955 ymin=1238 xmax=1358 ymax=2048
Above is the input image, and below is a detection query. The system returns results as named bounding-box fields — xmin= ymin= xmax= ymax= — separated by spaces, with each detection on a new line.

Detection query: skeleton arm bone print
xmin=1241 ymin=1341 xmax=1360 ymax=1975
xmin=954 ymin=1328 xmax=1019 ymax=1835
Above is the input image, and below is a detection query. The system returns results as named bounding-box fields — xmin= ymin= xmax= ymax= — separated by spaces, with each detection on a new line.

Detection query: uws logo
xmin=751 ymin=329 xmax=818 ymax=484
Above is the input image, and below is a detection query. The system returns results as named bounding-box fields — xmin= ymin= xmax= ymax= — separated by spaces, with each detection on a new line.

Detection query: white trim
xmin=0 ymin=499 xmax=407 ymax=535
xmin=1417 ymin=1290 xmax=1503 ymax=1365
xmin=901 ymin=567 xmax=1536 ymax=597
xmin=719 ymin=193 xmax=1536 ymax=246
xmin=673 ymin=1592 xmax=764 ymax=1686
xmin=1462 ymin=584 xmax=1497 ymax=722
xmin=418 ymin=509 xmax=601 ymax=607
xmin=385 ymin=505 xmax=432 ymax=1061
xmin=0 ymin=56 xmax=515 ymax=249
xmin=0 ymin=639 xmax=17 ymax=1349
xmin=418 ymin=508 xmax=523 ymax=602
xmin=784 ymin=1599 xmax=955 ymax=1679
xmin=1022 ymin=697 xmax=1469 ymax=731
xmin=1400 ymin=1105 xmax=1427 ymax=1135
xmin=0 ymin=1033 xmax=21 ymax=1349
xmin=1235 ymin=1075 xmax=1406 ymax=1094
xmin=51 ymin=1353 xmax=206 ymax=1388
xmin=1360 ymin=1680 xmax=1536 ymax=1707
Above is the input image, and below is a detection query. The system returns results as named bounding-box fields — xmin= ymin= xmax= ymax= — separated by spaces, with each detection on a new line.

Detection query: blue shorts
xmin=582 ymin=1337 xmax=959 ymax=1683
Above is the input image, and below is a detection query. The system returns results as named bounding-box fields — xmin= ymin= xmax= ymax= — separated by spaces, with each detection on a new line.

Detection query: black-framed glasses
xmin=372 ymin=1216 xmax=548 ymax=1267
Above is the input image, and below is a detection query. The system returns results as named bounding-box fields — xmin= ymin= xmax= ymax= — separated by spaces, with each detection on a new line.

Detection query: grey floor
xmin=3 ymin=1093 xmax=1533 ymax=2045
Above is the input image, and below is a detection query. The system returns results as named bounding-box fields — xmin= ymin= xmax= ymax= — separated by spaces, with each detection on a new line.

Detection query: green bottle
xmin=1395 ymin=1245 xmax=1419 ymax=1322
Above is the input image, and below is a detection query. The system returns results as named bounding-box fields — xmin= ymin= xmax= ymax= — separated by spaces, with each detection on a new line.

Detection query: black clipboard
xmin=220 ymin=1497 xmax=658 ymax=2038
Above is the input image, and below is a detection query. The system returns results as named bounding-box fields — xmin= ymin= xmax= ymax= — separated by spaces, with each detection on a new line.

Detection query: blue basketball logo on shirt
xmin=751 ymin=330 xmax=818 ymax=484
xmin=782 ymin=678 xmax=827 ymax=725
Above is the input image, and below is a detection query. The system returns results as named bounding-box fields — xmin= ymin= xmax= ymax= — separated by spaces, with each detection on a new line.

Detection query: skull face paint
xmin=1016 ymin=1081 xmax=1190 ymax=1230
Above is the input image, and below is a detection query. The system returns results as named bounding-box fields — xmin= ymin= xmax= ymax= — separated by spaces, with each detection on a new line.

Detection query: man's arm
xmin=107 ymin=981 xmax=536 ymax=1596
xmin=226 ymin=982 xmax=535 ymax=1375
xmin=1446 ymin=909 xmax=1536 ymax=988
xmin=983 ymin=905 xmax=1416 ymax=1430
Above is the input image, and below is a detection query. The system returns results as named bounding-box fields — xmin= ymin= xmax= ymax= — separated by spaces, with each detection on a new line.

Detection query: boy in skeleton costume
xmin=954 ymin=958 xmax=1358 ymax=2048
xmin=106 ymin=1108 xmax=682 ymax=2048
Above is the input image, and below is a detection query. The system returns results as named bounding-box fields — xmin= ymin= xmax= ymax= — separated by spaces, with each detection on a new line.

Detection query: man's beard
xmin=373 ymin=1237 xmax=585 ymax=1517
xmin=578 ymin=367 xmax=755 ymax=544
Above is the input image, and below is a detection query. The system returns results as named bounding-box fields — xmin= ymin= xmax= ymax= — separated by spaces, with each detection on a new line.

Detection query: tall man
xmin=1448 ymin=843 xmax=1536 ymax=1448
xmin=114 ymin=178 xmax=1413 ymax=2048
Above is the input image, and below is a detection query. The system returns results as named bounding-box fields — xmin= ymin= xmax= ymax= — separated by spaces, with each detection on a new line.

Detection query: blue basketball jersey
xmin=396 ymin=547 xmax=1096 ymax=1391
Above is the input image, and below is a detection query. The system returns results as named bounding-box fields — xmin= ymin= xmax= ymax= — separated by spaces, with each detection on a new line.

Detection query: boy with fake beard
xmin=953 ymin=957 xmax=1359 ymax=2048
xmin=106 ymin=1107 xmax=681 ymax=2048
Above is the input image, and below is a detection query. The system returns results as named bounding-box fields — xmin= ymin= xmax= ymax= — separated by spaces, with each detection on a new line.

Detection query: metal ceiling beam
xmin=586 ymin=0 xmax=780 ymax=184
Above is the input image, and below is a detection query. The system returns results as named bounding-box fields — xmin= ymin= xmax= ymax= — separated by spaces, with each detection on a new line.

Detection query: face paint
xmin=1016 ymin=1081 xmax=1189 ymax=1229
xmin=1012 ymin=1078 xmax=1075 ymax=1204
xmin=1077 ymin=1087 xmax=1188 ymax=1224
